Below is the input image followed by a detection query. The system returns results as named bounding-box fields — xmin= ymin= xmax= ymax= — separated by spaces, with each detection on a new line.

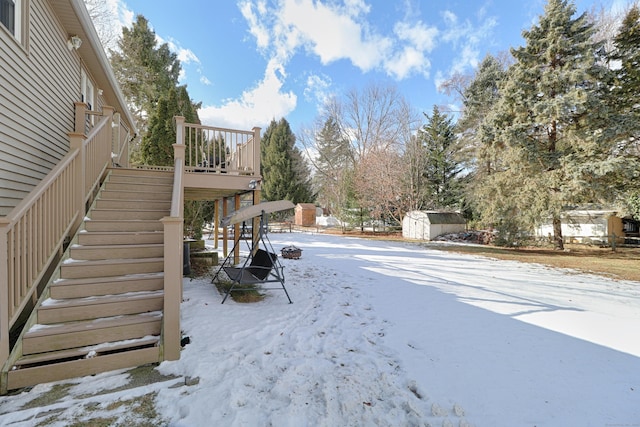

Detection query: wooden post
xmin=175 ymin=116 xmax=185 ymax=147
xmin=0 ymin=218 xmax=10 ymax=372
xmin=68 ymin=132 xmax=85 ymax=231
xmin=161 ymin=216 xmax=182 ymax=361
xmin=252 ymin=127 xmax=261 ymax=176
xmin=112 ymin=112 xmax=121 ymax=159
xmin=222 ymin=198 xmax=228 ymax=257
xmin=252 ymin=189 xmax=261 ymax=251
xmin=234 ymin=194 xmax=241 ymax=264
xmin=214 ymin=200 xmax=219 ymax=249
xmin=74 ymin=102 xmax=87 ymax=135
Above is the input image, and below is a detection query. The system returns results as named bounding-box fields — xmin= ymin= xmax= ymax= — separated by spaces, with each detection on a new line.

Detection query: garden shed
xmin=535 ymin=208 xmax=627 ymax=245
xmin=295 ymin=203 xmax=317 ymax=226
xmin=402 ymin=211 xmax=466 ymax=241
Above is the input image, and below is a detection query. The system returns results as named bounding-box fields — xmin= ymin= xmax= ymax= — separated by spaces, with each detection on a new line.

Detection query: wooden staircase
xmin=2 ymin=168 xmax=174 ymax=391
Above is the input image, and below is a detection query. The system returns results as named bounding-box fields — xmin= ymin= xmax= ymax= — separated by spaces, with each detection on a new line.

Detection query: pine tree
xmin=313 ymin=117 xmax=353 ymax=214
xmin=480 ymin=0 xmax=617 ymax=248
xmin=415 ymin=106 xmax=461 ymax=210
xmin=261 ymin=118 xmax=315 ymax=205
xmin=457 ymin=54 xmax=508 ymax=177
xmin=610 ymin=4 xmax=640 ymax=220
xmin=109 ymin=15 xmax=181 ymax=159
xmin=611 ymin=4 xmax=640 ymax=132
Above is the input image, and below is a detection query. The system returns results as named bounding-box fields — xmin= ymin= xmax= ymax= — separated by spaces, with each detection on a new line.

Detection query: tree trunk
xmin=552 ymin=216 xmax=564 ymax=250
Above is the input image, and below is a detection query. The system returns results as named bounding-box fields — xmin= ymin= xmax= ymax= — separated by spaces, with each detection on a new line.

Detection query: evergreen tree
xmin=611 ymin=4 xmax=640 ymax=134
xmin=313 ymin=117 xmax=353 ymax=215
xmin=261 ymin=118 xmax=315 ymax=205
xmin=110 ymin=15 xmax=181 ymax=159
xmin=139 ymin=86 xmax=207 ymax=238
xmin=456 ymin=54 xmax=508 ymax=176
xmin=416 ymin=106 xmax=461 ymax=210
xmin=139 ymin=86 xmax=199 ymax=166
xmin=610 ymin=4 xmax=640 ymax=219
xmin=480 ymin=0 xmax=617 ymax=248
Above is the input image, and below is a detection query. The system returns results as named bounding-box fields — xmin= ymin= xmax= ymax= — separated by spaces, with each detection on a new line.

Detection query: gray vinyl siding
xmin=0 ymin=0 xmax=80 ymax=216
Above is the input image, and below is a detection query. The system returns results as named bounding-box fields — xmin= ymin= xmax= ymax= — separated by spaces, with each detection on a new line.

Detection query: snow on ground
xmin=1 ymin=231 xmax=639 ymax=426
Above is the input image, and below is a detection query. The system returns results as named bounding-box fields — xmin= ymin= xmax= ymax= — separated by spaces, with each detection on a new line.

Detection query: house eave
xmin=49 ymin=0 xmax=137 ymax=134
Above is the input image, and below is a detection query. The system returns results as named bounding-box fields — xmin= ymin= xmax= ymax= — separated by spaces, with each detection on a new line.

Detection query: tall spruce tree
xmin=610 ymin=4 xmax=640 ymax=219
xmin=456 ymin=54 xmax=508 ymax=177
xmin=261 ymin=118 xmax=315 ymax=204
xmin=480 ymin=0 xmax=617 ymax=248
xmin=416 ymin=106 xmax=461 ymax=210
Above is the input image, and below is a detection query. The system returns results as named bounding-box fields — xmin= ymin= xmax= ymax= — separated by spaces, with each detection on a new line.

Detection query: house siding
xmin=0 ymin=0 xmax=80 ymax=216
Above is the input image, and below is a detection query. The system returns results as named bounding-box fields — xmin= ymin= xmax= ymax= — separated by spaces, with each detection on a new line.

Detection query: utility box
xmin=295 ymin=203 xmax=317 ymax=226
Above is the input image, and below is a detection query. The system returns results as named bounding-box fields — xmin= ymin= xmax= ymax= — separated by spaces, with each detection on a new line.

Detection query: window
xmin=0 ymin=0 xmax=22 ymax=43
xmin=81 ymin=68 xmax=94 ymax=111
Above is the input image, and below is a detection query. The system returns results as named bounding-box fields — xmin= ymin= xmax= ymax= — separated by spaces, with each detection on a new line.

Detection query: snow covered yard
xmin=0 ymin=231 xmax=638 ymax=426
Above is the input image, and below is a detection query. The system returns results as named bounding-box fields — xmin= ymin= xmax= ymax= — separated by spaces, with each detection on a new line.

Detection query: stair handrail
xmin=161 ymin=117 xmax=186 ymax=361
xmin=0 ymin=104 xmax=114 ymax=365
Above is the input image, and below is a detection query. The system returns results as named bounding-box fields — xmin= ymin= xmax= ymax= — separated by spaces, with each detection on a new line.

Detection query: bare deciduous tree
xmin=83 ymin=0 xmax=121 ymax=52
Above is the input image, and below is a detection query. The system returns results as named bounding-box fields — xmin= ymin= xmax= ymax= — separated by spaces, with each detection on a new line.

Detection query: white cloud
xmin=394 ymin=21 xmax=438 ymax=52
xmin=239 ymin=0 xmax=271 ymax=49
xmin=198 ymin=58 xmax=297 ymax=130
xmin=239 ymin=0 xmax=443 ymax=82
xmin=277 ymin=0 xmax=390 ymax=71
xmin=303 ymin=73 xmax=333 ymax=106
xmin=437 ymin=9 xmax=497 ymax=82
xmin=200 ymin=75 xmax=212 ymax=86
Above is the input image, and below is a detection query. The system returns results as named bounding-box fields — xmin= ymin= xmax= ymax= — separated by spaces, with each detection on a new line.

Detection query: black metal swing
xmin=212 ymin=201 xmax=294 ymax=304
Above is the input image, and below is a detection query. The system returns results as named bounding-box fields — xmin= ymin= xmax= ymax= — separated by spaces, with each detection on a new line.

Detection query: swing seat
xmin=223 ymin=249 xmax=277 ymax=283
xmin=220 ymin=248 xmax=292 ymax=304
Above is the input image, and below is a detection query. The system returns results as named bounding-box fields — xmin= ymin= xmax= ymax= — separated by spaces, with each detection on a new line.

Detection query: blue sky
xmin=111 ymin=0 xmax=627 ymax=133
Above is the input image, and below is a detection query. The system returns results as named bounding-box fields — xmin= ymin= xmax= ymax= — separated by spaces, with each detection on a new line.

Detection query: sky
xmin=0 ymin=231 xmax=638 ymax=425
xmin=104 ymin=0 xmax=629 ymax=133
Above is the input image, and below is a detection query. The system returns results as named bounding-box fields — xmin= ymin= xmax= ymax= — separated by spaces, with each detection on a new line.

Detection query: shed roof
xmin=406 ymin=211 xmax=465 ymax=224
xmin=296 ymin=203 xmax=317 ymax=210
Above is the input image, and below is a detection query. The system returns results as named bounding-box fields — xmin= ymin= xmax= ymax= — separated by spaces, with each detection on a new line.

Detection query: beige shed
xmin=402 ymin=211 xmax=466 ymax=240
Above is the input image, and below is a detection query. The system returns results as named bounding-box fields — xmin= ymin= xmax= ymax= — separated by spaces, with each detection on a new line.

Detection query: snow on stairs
xmin=5 ymin=168 xmax=174 ymax=391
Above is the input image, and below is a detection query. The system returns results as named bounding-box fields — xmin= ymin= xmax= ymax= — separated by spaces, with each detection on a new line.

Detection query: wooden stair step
xmin=98 ymin=190 xmax=172 ymax=201
xmin=95 ymin=199 xmax=171 ymax=210
xmin=89 ymin=209 xmax=168 ymax=221
xmin=84 ymin=220 xmax=164 ymax=232
xmin=108 ymin=173 xmax=174 ymax=184
xmin=38 ymin=291 xmax=164 ymax=324
xmin=77 ymin=230 xmax=164 ymax=246
xmin=13 ymin=336 xmax=160 ymax=367
xmin=51 ymin=273 xmax=164 ymax=299
xmin=104 ymin=182 xmax=173 ymax=193
xmin=60 ymin=257 xmax=164 ymax=279
xmin=22 ymin=312 xmax=162 ymax=355
xmin=109 ymin=168 xmax=173 ymax=177
xmin=7 ymin=347 xmax=161 ymax=391
xmin=70 ymin=243 xmax=164 ymax=260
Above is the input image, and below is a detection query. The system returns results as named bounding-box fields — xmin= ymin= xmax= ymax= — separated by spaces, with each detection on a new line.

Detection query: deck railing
xmin=0 ymin=103 xmax=115 ymax=364
xmin=112 ymin=112 xmax=131 ymax=168
xmin=179 ymin=120 xmax=261 ymax=176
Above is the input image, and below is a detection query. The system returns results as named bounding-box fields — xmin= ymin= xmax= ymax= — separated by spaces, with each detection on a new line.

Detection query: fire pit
xmin=281 ymin=245 xmax=302 ymax=259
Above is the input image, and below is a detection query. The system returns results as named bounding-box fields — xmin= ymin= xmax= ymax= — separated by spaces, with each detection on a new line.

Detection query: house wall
xmin=0 ymin=0 xmax=81 ymax=215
